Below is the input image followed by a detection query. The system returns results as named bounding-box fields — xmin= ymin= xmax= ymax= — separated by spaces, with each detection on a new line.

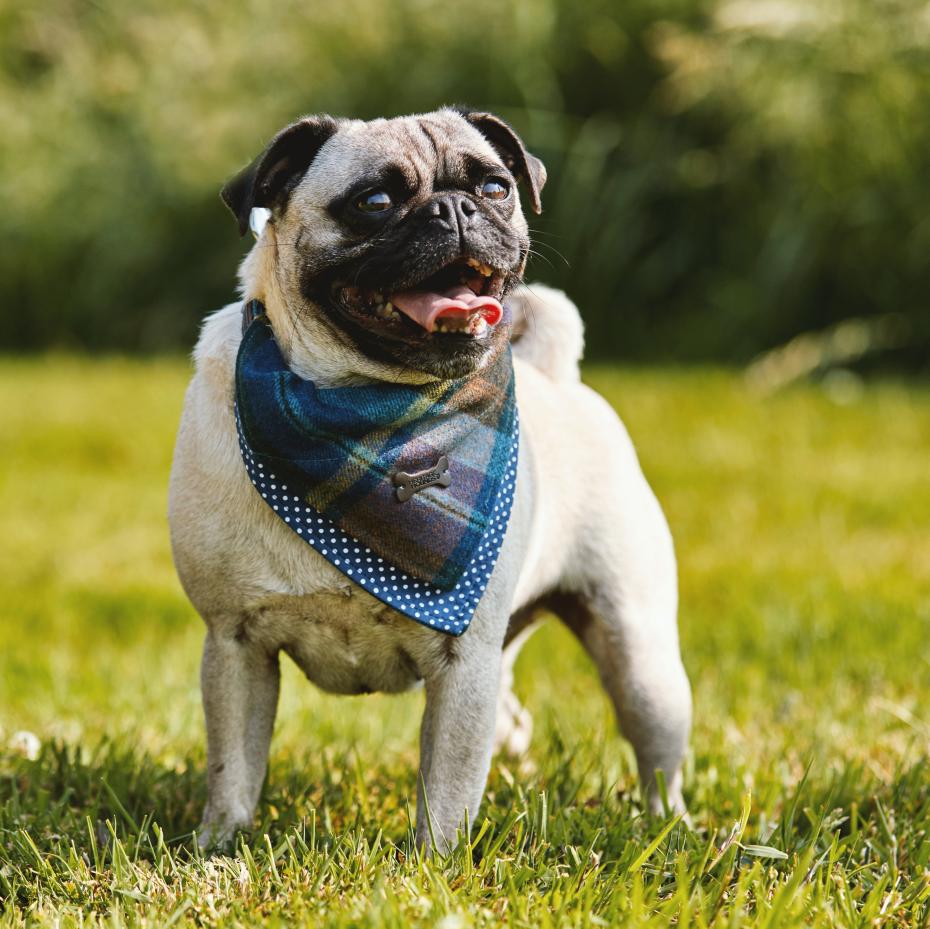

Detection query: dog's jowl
xmin=168 ymin=108 xmax=692 ymax=852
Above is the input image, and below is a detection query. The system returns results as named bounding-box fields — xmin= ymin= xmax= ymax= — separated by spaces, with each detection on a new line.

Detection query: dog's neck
xmin=237 ymin=231 xmax=436 ymax=388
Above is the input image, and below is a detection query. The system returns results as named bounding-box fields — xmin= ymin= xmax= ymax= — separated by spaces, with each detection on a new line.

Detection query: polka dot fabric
xmin=235 ymin=406 xmax=519 ymax=637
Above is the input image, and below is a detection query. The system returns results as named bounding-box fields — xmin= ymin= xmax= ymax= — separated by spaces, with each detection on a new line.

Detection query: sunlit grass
xmin=1 ymin=356 xmax=929 ymax=927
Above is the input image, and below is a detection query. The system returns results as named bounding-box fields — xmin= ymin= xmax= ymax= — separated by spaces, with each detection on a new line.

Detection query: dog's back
xmin=507 ymin=284 xmax=584 ymax=384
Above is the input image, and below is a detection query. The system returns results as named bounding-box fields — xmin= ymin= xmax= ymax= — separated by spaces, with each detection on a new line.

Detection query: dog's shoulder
xmin=192 ymin=301 xmax=243 ymax=388
xmin=173 ymin=302 xmax=243 ymax=484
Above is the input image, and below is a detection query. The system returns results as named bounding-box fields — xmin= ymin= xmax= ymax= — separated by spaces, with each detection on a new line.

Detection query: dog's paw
xmin=195 ymin=815 xmax=250 ymax=853
xmin=644 ymin=776 xmax=689 ymax=823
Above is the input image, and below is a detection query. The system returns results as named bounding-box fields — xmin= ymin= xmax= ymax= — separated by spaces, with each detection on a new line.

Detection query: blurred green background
xmin=4 ymin=0 xmax=928 ymax=365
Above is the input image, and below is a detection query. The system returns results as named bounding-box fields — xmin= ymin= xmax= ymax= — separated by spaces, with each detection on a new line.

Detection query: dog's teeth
xmin=464 ymin=258 xmax=493 ymax=277
xmin=472 ymin=317 xmax=488 ymax=336
xmin=373 ymin=302 xmax=399 ymax=320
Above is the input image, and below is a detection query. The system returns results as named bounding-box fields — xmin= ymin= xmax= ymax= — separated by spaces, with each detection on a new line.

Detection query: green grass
xmin=1 ymin=356 xmax=929 ymax=927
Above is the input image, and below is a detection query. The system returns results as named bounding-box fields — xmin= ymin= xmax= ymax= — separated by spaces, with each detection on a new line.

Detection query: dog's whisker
xmin=528 ymin=242 xmax=571 ymax=267
xmin=524 ymin=249 xmax=556 ymax=270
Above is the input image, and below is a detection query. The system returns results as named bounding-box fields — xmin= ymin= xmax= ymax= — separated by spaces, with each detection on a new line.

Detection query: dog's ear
xmin=221 ymin=115 xmax=339 ymax=236
xmin=454 ymin=108 xmax=547 ymax=214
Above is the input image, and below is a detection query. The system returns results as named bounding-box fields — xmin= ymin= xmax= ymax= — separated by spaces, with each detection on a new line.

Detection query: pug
xmin=168 ymin=108 xmax=691 ymax=852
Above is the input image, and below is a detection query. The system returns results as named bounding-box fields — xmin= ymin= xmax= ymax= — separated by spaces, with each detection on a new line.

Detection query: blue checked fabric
xmin=234 ymin=302 xmax=519 ymax=633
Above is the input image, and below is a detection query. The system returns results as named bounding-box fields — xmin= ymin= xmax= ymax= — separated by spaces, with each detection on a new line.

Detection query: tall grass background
xmin=4 ymin=0 xmax=929 ymax=366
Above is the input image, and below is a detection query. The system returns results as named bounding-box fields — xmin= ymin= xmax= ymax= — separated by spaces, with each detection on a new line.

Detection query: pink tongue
xmin=391 ymin=283 xmax=503 ymax=333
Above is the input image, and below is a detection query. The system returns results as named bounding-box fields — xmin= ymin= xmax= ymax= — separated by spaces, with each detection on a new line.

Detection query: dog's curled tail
xmin=507 ymin=284 xmax=585 ymax=383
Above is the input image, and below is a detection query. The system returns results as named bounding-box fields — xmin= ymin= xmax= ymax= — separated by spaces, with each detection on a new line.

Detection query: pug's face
xmin=222 ymin=108 xmax=546 ymax=379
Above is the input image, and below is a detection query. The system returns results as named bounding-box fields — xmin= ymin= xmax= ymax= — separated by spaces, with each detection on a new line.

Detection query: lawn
xmin=1 ymin=356 xmax=929 ymax=927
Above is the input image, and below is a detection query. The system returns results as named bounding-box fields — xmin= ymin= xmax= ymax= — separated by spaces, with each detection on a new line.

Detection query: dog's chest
xmin=242 ymin=586 xmax=432 ymax=696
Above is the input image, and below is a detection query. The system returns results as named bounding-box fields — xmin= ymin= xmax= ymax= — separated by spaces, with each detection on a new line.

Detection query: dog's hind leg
xmin=554 ymin=576 xmax=691 ymax=815
xmin=197 ymin=626 xmax=280 ymax=848
xmin=493 ymin=624 xmax=537 ymax=757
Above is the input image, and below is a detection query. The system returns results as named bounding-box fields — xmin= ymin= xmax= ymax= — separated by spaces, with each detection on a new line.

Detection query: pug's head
xmin=222 ymin=108 xmax=545 ymax=380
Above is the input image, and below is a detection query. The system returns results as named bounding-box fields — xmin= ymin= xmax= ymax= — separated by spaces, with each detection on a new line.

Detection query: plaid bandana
xmin=234 ymin=301 xmax=518 ymax=630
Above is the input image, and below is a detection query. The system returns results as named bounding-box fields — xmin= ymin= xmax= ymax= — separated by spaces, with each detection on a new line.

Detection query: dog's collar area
xmin=241 ymin=298 xmax=266 ymax=335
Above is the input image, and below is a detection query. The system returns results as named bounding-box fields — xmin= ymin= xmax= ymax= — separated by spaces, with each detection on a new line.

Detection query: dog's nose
xmin=424 ymin=192 xmax=478 ymax=233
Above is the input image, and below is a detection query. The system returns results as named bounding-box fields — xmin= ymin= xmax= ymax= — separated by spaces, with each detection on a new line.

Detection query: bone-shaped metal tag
xmin=392 ymin=456 xmax=451 ymax=503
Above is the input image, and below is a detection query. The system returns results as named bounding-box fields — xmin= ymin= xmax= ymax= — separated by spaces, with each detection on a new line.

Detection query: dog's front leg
xmin=416 ymin=642 xmax=502 ymax=854
xmin=198 ymin=628 xmax=280 ymax=848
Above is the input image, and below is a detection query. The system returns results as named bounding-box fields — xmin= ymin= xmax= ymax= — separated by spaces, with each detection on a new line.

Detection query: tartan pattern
xmin=234 ymin=302 xmax=517 ymax=590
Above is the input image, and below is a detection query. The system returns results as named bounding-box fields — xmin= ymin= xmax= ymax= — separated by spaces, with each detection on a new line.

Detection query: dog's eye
xmin=479 ymin=178 xmax=510 ymax=201
xmin=356 ymin=190 xmax=393 ymax=213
